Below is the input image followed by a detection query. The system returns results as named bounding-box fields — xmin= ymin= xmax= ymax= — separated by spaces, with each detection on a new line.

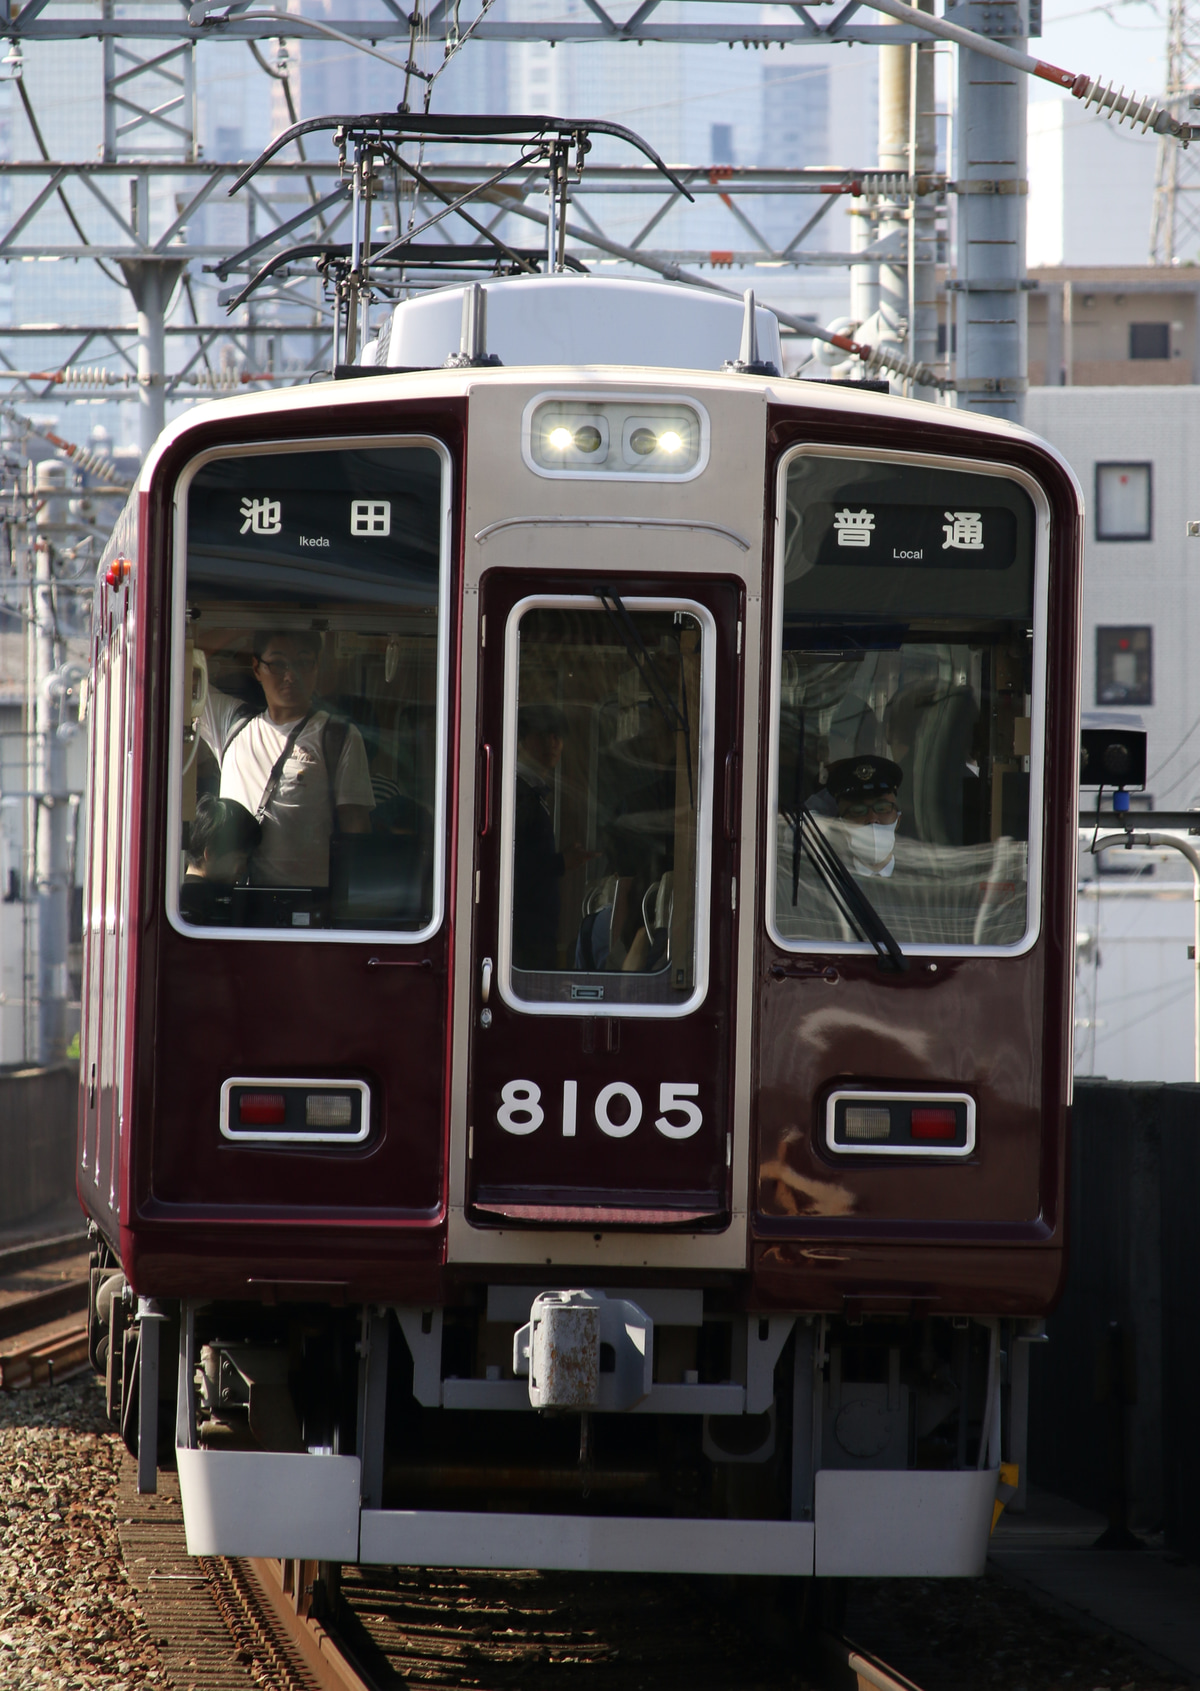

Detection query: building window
xmin=1130 ymin=322 xmax=1169 ymax=360
xmin=1095 ymin=463 xmax=1152 ymax=541
xmin=1096 ymin=626 xmax=1152 ymax=707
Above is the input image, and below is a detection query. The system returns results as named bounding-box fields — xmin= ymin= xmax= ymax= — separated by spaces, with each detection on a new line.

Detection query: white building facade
xmin=1027 ymin=385 xmax=1200 ymax=1083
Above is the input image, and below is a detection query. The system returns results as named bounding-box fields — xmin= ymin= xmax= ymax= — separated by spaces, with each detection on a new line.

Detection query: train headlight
xmin=534 ymin=410 xmax=611 ymax=468
xmin=221 ymin=1078 xmax=370 ymax=1143
xmin=844 ymin=1106 xmax=890 ymax=1141
xmin=619 ymin=410 xmax=700 ymax=472
xmin=826 ymin=1090 xmax=975 ymax=1158
xmin=306 ymin=1092 xmax=355 ymax=1128
xmin=526 ymin=397 xmax=707 ymax=480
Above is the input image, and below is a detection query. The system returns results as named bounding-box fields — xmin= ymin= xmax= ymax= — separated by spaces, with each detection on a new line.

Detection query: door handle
xmin=481 ymin=956 xmax=493 ymax=1004
xmin=479 ymin=743 xmax=493 ymax=836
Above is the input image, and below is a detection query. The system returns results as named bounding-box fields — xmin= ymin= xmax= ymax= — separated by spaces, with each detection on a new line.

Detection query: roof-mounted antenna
xmin=445 ymin=283 xmax=503 ymax=369
xmin=723 ymin=289 xmax=780 ymax=378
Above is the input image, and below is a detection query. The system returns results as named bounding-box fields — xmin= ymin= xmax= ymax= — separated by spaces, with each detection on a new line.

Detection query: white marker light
xmin=658 ymin=430 xmax=683 ymax=454
xmin=547 ymin=427 xmax=574 ymax=451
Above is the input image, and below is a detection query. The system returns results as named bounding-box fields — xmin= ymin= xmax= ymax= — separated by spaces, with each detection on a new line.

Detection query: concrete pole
xmin=32 ymin=460 xmax=70 ymax=1065
xmin=878 ymin=0 xmax=938 ymax=393
xmin=951 ymin=0 xmax=1029 ymax=422
xmin=849 ymin=196 xmax=880 ymax=337
xmin=118 ymin=259 xmax=185 ymax=459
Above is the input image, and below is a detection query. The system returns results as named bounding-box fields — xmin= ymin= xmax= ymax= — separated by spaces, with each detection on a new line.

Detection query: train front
xmin=81 ymin=274 xmax=1082 ymax=1580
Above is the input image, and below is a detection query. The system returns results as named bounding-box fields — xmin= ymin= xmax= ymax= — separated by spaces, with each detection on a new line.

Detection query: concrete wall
xmin=0 ymin=1064 xmax=78 ymax=1226
xmin=1029 ymin=1080 xmax=1200 ymax=1553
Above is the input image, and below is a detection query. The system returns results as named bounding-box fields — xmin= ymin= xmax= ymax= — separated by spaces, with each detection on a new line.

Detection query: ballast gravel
xmin=0 ymin=1373 xmax=163 ymax=1690
xmin=0 ymin=1370 xmax=1194 ymax=1691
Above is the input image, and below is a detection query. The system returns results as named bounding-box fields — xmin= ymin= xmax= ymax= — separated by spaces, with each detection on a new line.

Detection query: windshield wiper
xmin=788 ymin=709 xmax=905 ymax=971
xmin=791 ymin=807 xmax=907 ymax=974
xmin=595 ymin=585 xmax=694 ymax=807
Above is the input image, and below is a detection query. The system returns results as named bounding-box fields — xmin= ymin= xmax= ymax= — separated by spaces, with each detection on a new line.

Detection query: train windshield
xmin=773 ymin=451 xmax=1039 ymax=953
xmin=502 ymin=598 xmax=710 ymax=1011
xmin=172 ymin=442 xmax=446 ymax=937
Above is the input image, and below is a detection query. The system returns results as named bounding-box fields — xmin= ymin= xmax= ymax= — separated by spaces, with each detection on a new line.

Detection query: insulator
xmin=1074 ymin=75 xmax=1193 ymax=143
xmin=53 ymin=367 xmax=127 ymax=389
xmin=860 ymin=343 xmax=944 ymax=390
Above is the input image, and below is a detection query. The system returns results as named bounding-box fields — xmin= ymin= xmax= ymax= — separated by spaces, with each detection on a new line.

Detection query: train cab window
xmin=500 ymin=597 xmax=713 ymax=1013
xmin=170 ymin=441 xmax=449 ymax=939
xmin=771 ymin=450 xmax=1043 ymax=954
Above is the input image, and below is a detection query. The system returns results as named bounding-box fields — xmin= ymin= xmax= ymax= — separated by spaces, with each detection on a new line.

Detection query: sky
xmin=1032 ymin=0 xmax=1168 ymax=105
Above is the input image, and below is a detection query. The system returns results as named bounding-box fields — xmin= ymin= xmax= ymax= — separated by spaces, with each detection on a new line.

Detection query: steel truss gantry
xmin=0 ymin=0 xmax=1190 ymax=444
xmin=0 ymin=151 xmax=958 ymax=420
xmin=5 ymin=0 xmax=938 ymax=51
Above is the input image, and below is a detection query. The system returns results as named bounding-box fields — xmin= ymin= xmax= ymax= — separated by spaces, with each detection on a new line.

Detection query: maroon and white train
xmin=81 ymin=266 xmax=1082 ymax=1580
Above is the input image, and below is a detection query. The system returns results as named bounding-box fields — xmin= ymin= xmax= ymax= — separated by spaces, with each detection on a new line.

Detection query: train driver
xmin=197 ymin=629 xmax=374 ymax=889
xmin=825 ymin=756 xmax=904 ymax=879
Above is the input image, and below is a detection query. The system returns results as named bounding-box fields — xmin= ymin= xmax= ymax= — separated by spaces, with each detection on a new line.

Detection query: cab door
xmin=465 ymin=570 xmax=741 ymax=1229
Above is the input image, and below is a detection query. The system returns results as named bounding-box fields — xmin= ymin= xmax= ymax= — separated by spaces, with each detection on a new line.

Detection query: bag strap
xmin=254 ymin=710 xmax=313 ymax=822
xmin=220 ymin=703 xmax=256 ymax=761
xmin=322 ymin=714 xmax=350 ymax=830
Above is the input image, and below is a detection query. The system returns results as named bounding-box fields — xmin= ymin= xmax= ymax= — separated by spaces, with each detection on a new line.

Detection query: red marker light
xmin=910 ymin=1106 xmax=958 ymax=1142
xmin=239 ymin=1092 xmax=286 ymax=1126
xmin=104 ymin=557 xmax=130 ymax=590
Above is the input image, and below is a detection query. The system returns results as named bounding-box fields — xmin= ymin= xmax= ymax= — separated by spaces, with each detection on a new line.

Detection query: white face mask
xmin=847 ymin=820 xmax=897 ymax=867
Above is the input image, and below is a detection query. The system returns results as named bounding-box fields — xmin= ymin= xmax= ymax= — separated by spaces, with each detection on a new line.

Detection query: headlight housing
xmin=525 ymin=397 xmax=707 ymax=480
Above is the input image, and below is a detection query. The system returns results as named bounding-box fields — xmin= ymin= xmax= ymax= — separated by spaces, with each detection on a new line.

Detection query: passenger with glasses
xmin=196 ymin=628 xmax=374 ymax=893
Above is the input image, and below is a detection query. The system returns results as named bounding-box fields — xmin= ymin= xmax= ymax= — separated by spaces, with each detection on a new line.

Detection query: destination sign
xmin=807 ymin=502 xmax=1018 ymax=570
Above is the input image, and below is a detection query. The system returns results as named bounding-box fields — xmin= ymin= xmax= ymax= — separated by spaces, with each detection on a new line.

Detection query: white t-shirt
xmin=200 ymin=687 xmax=375 ymax=887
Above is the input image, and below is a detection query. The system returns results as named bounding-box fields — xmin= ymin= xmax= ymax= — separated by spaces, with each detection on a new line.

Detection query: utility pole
xmin=949 ymin=0 xmax=1029 ymax=422
xmin=29 ymin=459 xmax=70 ymax=1065
xmin=118 ymin=260 xmax=186 ymax=459
xmin=877 ymin=0 xmax=939 ymax=389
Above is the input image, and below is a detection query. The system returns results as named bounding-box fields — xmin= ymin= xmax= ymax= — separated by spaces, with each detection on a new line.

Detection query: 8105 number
xmin=497 ymin=1080 xmax=703 ymax=1140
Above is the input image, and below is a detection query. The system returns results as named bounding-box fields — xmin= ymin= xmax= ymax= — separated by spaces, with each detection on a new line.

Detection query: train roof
xmin=371 ymin=275 xmax=784 ymax=374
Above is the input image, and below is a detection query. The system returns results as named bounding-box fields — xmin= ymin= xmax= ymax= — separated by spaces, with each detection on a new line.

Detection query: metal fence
xmin=1029 ymin=1079 xmax=1200 ymax=1553
xmin=0 ymin=1063 xmax=78 ymax=1227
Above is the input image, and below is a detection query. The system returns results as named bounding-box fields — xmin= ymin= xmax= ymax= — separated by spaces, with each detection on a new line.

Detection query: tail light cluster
xmin=825 ymin=1090 xmax=975 ymax=1158
xmin=219 ymin=1078 xmax=370 ymax=1145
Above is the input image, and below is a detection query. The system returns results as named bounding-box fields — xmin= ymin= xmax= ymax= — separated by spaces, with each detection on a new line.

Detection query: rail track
xmin=227 ymin=1557 xmax=928 ymax=1691
xmin=114 ymin=1455 xmax=928 ymax=1691
xmin=0 ymin=1228 xmax=90 ymax=1389
xmin=0 ymin=1242 xmax=927 ymax=1689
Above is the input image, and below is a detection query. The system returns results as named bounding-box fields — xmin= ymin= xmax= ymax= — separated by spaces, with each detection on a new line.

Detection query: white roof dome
xmin=375 ymin=274 xmax=783 ymax=374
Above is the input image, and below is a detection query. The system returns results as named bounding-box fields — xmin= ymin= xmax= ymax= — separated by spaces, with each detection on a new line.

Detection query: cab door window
xmin=500 ymin=597 xmax=713 ymax=1014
